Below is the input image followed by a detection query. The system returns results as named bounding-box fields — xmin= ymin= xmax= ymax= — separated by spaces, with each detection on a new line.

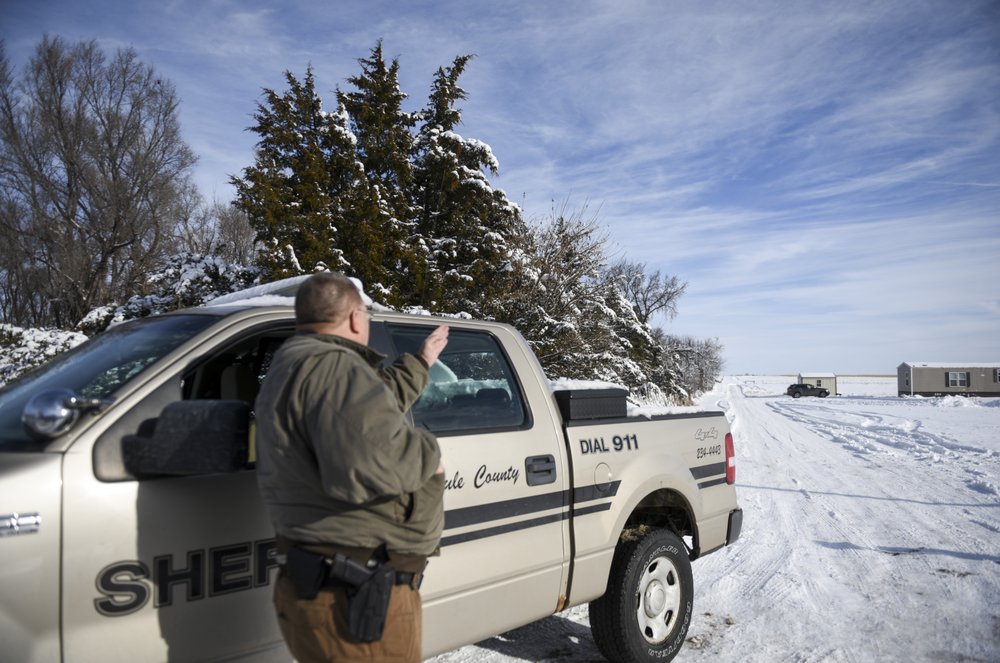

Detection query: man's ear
xmin=347 ymin=308 xmax=363 ymax=335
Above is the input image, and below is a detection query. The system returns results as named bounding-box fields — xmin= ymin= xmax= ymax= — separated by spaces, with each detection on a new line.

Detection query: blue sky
xmin=3 ymin=0 xmax=998 ymax=374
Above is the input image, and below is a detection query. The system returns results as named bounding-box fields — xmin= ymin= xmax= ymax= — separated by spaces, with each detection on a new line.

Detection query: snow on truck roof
xmin=205 ymin=273 xmax=376 ymax=309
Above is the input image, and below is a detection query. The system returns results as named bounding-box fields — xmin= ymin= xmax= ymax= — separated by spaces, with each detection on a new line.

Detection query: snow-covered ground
xmin=429 ymin=375 xmax=1000 ymax=662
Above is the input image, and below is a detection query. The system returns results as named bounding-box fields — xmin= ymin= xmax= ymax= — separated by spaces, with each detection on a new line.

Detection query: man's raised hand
xmin=418 ymin=325 xmax=449 ymax=367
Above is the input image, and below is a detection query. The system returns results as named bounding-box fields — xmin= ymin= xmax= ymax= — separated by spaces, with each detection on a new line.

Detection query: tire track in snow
xmin=688 ymin=383 xmax=891 ymax=662
xmin=767 ymin=399 xmax=1000 ymax=498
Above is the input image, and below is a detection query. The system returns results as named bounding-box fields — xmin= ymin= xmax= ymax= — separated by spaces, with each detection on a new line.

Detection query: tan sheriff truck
xmin=0 ymin=284 xmax=741 ymax=663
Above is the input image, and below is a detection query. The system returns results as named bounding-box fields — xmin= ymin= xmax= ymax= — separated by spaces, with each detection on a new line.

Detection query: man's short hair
xmin=295 ymin=272 xmax=361 ymax=326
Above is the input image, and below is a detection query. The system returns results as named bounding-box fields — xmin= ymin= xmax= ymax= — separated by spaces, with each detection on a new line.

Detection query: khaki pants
xmin=274 ymin=574 xmax=422 ymax=663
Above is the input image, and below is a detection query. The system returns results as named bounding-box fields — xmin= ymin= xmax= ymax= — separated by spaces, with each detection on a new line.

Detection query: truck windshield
xmin=0 ymin=314 xmax=218 ymax=451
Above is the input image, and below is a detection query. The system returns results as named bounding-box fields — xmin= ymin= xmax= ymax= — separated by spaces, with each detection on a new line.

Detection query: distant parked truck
xmin=797 ymin=372 xmax=837 ymax=396
xmin=897 ymin=362 xmax=1000 ymax=397
xmin=786 ymin=383 xmax=829 ymax=398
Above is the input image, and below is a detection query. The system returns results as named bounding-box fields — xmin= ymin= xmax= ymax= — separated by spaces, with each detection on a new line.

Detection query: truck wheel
xmin=589 ymin=528 xmax=693 ymax=663
xmin=791 ymin=391 xmax=801 ymax=398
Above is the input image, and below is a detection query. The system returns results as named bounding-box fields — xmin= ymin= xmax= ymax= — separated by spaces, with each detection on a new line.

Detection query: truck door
xmin=380 ymin=323 xmax=571 ymax=655
xmin=59 ymin=321 xmax=294 ymax=662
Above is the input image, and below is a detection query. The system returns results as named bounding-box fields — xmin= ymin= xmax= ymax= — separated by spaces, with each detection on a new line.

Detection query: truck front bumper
xmin=727 ymin=508 xmax=743 ymax=545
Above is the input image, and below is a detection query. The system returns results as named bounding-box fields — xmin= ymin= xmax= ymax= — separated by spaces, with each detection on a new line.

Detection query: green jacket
xmin=255 ymin=332 xmax=444 ymax=557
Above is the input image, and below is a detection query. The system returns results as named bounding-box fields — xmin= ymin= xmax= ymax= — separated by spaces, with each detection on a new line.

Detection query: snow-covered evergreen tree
xmin=411 ymin=55 xmax=525 ymax=314
xmin=231 ymin=68 xmax=356 ymax=282
xmin=337 ymin=42 xmax=420 ymax=305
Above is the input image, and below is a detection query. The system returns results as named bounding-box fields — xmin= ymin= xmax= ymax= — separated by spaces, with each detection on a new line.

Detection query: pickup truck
xmin=785 ymin=383 xmax=830 ymax=398
xmin=0 ymin=280 xmax=741 ymax=663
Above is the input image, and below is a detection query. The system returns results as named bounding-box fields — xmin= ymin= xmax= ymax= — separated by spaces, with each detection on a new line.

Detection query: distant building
xmin=897 ymin=362 xmax=1000 ymax=397
xmin=797 ymin=372 xmax=837 ymax=395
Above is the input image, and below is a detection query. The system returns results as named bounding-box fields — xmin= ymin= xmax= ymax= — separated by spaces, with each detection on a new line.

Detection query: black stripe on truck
xmin=441 ymin=481 xmax=621 ymax=547
xmin=691 ymin=461 xmax=727 ymax=489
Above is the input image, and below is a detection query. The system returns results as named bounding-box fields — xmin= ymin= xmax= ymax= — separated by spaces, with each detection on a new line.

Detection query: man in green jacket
xmin=255 ymin=271 xmax=448 ymax=663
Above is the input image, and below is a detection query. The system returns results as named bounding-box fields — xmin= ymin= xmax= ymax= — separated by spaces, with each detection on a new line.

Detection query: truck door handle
xmin=525 ymin=454 xmax=557 ymax=486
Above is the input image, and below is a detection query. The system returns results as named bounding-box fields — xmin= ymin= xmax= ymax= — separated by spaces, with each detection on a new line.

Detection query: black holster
xmin=346 ymin=564 xmax=395 ymax=642
xmin=284 ymin=546 xmax=394 ymax=643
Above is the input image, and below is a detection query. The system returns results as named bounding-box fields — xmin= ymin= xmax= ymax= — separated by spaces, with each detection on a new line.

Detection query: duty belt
xmin=280 ymin=547 xmax=424 ymax=591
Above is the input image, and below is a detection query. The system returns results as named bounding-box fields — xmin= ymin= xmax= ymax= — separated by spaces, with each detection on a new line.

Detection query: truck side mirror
xmin=122 ymin=400 xmax=250 ymax=478
xmin=22 ymin=388 xmax=112 ymax=440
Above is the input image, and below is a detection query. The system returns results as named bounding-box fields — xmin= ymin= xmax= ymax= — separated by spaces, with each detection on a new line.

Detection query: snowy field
xmin=429 ymin=375 xmax=1000 ymax=663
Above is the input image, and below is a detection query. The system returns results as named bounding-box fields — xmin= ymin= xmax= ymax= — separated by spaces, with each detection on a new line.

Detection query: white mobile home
xmin=897 ymin=362 xmax=1000 ymax=397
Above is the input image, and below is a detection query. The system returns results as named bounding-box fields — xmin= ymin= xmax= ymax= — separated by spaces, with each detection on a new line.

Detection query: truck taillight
xmin=725 ymin=432 xmax=736 ymax=485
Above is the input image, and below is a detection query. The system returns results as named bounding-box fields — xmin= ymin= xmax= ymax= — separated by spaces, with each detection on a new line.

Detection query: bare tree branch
xmin=0 ymin=36 xmax=197 ymax=327
xmin=607 ymin=259 xmax=687 ymax=324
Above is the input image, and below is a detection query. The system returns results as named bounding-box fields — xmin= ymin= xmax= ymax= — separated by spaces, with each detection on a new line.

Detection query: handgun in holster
xmin=284 ymin=546 xmax=394 ymax=642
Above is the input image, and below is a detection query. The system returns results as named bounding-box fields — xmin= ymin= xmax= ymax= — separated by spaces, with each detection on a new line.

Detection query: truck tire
xmin=589 ymin=527 xmax=693 ymax=663
xmin=791 ymin=391 xmax=801 ymax=398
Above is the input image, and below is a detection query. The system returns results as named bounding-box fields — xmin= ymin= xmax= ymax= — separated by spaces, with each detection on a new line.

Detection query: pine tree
xmin=482 ymin=208 xmax=688 ymax=396
xmin=597 ymin=273 xmax=664 ymax=393
xmin=411 ymin=55 xmax=525 ymax=314
xmin=231 ymin=68 xmax=360 ymax=281
xmin=337 ymin=42 xmax=418 ymax=304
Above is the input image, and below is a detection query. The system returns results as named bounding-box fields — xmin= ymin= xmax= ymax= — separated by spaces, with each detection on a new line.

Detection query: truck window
xmin=0 ymin=314 xmax=219 ymax=451
xmin=385 ymin=325 xmax=528 ymax=434
xmin=89 ymin=323 xmax=295 ymax=481
xmin=176 ymin=327 xmax=294 ymax=465
xmin=181 ymin=330 xmax=292 ymax=407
